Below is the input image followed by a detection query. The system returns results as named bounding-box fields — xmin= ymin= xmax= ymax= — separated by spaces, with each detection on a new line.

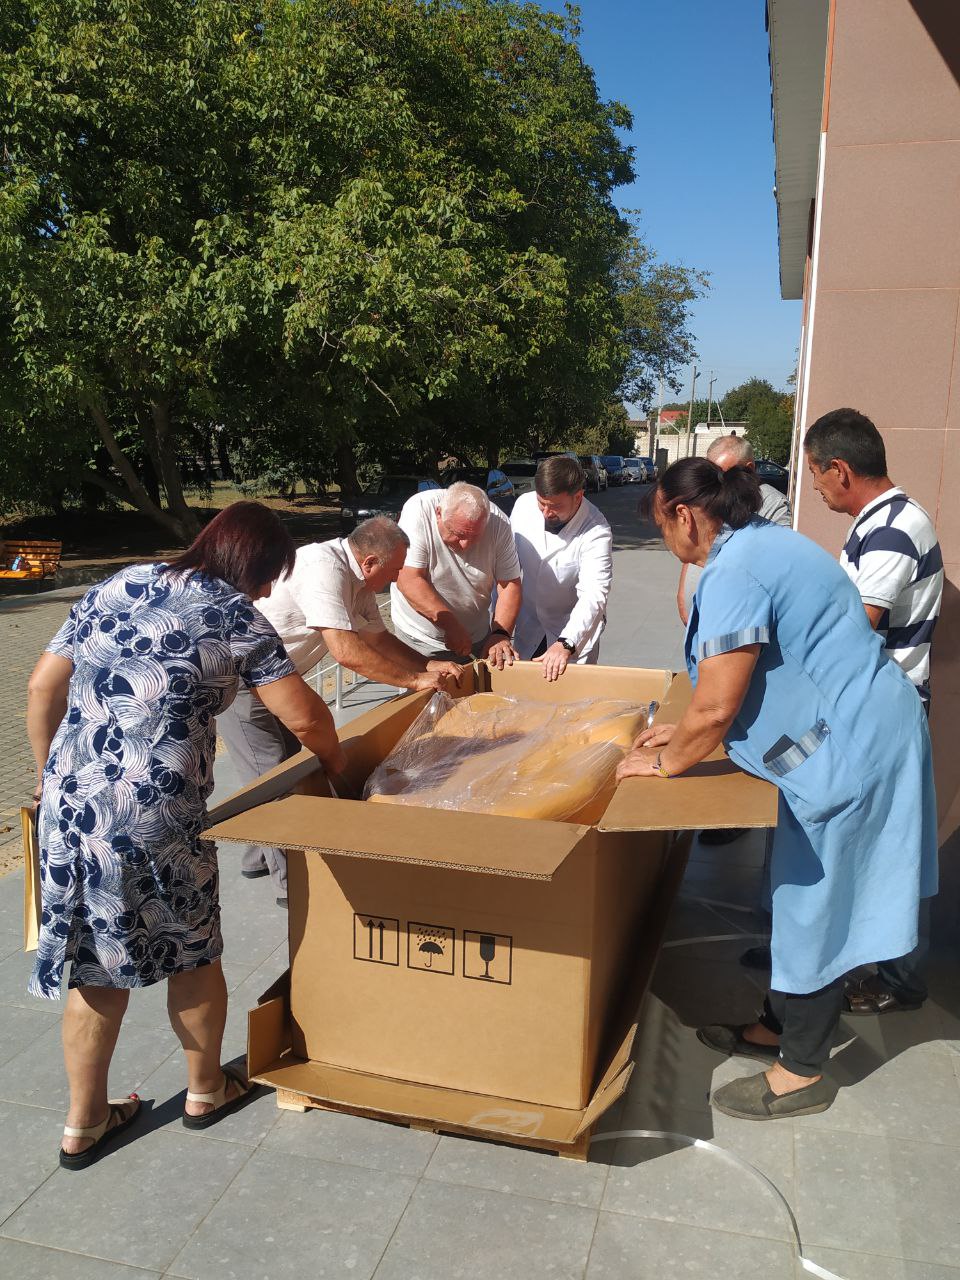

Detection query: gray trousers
xmin=216 ymin=686 xmax=300 ymax=894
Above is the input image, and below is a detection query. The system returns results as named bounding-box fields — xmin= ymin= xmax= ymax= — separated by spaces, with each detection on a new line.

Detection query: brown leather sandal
xmin=59 ymin=1094 xmax=141 ymax=1170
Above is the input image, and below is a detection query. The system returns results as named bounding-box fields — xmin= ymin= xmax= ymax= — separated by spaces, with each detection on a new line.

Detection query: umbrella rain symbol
xmin=416 ymin=925 xmax=448 ymax=968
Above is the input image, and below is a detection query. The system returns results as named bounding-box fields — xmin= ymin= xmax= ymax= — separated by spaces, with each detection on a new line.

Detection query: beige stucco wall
xmin=791 ymin=0 xmax=960 ymax=832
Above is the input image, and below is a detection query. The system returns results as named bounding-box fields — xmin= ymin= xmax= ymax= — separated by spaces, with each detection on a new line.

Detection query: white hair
xmin=707 ymin=435 xmax=754 ymax=465
xmin=439 ymin=482 xmax=489 ymax=523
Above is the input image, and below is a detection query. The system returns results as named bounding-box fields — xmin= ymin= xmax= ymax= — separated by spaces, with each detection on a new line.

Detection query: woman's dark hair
xmin=655 ymin=457 xmax=761 ymax=529
xmin=804 ymin=407 xmax=887 ymax=478
xmin=163 ymin=501 xmax=296 ymax=599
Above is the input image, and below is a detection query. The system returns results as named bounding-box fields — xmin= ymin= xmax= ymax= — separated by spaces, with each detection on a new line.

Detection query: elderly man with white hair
xmin=219 ymin=516 xmax=462 ymax=901
xmin=677 ymin=435 xmax=792 ymax=627
xmin=391 ymin=481 xmax=523 ymax=667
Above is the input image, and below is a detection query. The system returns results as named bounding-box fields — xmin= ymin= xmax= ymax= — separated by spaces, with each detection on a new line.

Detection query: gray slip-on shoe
xmin=711 ymin=1070 xmax=835 ymax=1121
xmin=696 ymin=1023 xmax=779 ymax=1063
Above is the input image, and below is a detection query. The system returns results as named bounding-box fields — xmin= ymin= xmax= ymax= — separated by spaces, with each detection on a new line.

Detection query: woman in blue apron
xmin=618 ymin=458 xmax=937 ymax=1120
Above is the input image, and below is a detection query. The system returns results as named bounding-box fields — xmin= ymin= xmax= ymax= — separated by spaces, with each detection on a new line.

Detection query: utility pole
xmin=685 ymin=363 xmax=699 ymax=457
xmin=653 ymin=375 xmax=664 ymax=460
xmin=706 ymin=371 xmax=717 ymax=434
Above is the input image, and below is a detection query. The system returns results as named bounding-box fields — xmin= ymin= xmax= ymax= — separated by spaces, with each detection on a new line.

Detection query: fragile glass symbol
xmin=479 ymin=934 xmax=496 ymax=979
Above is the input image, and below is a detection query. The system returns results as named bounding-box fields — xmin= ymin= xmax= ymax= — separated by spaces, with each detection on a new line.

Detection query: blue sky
xmin=555 ymin=0 xmax=802 ymax=407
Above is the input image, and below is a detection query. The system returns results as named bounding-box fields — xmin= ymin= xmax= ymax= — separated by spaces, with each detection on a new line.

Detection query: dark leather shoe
xmin=740 ymin=945 xmax=772 ymax=971
xmin=241 ymin=867 xmax=270 ymax=880
xmin=711 ymin=1071 xmax=835 ymax=1120
xmin=276 ymin=897 xmax=288 ymax=909
xmin=696 ymin=1024 xmax=779 ymax=1063
xmin=843 ymin=974 xmax=924 ymax=1015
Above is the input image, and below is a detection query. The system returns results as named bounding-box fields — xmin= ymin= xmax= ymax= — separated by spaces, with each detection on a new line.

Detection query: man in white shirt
xmin=510 ymin=456 xmax=613 ymax=680
xmin=677 ymin=435 xmax=793 ymax=626
xmin=218 ymin=517 xmax=461 ymax=900
xmin=391 ymin=482 xmax=522 ymax=667
xmin=805 ymin=407 xmax=943 ymax=1015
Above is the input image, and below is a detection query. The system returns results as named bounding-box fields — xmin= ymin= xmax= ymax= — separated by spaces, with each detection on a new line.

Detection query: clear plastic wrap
xmin=364 ymin=692 xmax=654 ymax=822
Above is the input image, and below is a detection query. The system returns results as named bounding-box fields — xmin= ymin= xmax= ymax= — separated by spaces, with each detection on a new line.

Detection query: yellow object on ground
xmin=365 ymin=692 xmax=648 ymax=822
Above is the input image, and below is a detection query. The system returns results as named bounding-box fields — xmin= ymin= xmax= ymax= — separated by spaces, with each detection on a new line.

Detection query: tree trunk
xmin=149 ymin=400 xmax=201 ymax=538
xmin=216 ymin=430 xmax=234 ymax=480
xmin=87 ymin=403 xmax=191 ymax=541
xmin=335 ymin=440 xmax=361 ymax=500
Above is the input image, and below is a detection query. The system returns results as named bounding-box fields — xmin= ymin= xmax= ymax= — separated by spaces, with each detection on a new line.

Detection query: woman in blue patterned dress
xmin=26 ymin=502 xmax=347 ymax=1167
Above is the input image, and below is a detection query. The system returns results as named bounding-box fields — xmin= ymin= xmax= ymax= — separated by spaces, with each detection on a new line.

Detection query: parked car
xmin=636 ymin=455 xmax=658 ymax=482
xmin=599 ymin=455 xmax=626 ymax=486
xmin=577 ymin=455 xmax=609 ymax=493
xmin=501 ymin=458 xmax=541 ymax=498
xmin=340 ymin=475 xmax=441 ymax=533
xmin=754 ymin=458 xmax=790 ymax=495
xmin=442 ymin=467 xmax=516 ymax=514
xmin=622 ymin=457 xmax=647 ymax=484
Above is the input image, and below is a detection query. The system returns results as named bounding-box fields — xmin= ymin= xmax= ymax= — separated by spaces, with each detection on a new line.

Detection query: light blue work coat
xmin=687 ymin=520 xmax=938 ymax=994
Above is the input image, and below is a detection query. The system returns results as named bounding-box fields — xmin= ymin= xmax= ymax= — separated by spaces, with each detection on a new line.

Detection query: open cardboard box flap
xmin=207 ymin=793 xmax=589 ymax=880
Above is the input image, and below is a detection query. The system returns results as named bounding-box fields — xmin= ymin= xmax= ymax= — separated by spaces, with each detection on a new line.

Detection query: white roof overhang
xmin=766 ymin=0 xmax=830 ymax=299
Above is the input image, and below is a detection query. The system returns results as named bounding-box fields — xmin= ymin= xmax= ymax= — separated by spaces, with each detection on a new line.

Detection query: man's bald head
xmin=706 ymin=435 xmax=755 ymax=471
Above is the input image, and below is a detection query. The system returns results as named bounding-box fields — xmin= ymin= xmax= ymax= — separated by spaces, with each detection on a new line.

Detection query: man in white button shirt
xmin=218 ymin=517 xmax=461 ymax=900
xmin=510 ymin=456 xmax=613 ymax=680
xmin=391 ymin=482 xmax=523 ymax=667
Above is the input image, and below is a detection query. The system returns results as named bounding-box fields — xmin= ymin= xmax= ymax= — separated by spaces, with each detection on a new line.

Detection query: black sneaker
xmin=241 ymin=867 xmax=270 ymax=880
xmin=276 ymin=897 xmax=288 ymax=909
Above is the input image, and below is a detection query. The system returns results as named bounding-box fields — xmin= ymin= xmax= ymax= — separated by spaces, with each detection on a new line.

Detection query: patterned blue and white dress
xmin=30 ymin=563 xmax=295 ymax=1000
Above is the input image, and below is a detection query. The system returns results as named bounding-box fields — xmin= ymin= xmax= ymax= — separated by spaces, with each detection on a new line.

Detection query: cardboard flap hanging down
xmin=207 ymin=794 xmax=589 ymax=880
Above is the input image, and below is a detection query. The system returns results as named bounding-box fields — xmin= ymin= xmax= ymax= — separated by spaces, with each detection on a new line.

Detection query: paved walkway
xmin=0 ymin=488 xmax=958 ymax=1279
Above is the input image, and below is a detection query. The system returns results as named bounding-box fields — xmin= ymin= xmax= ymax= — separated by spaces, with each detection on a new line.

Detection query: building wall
xmin=791 ymin=0 xmax=960 ymax=832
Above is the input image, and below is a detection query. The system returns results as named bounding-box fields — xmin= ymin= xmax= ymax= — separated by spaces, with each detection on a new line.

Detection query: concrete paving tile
xmin=585 ymin=1211 xmax=797 ymax=1279
xmin=795 ymin=1128 xmax=960 ymax=1267
xmin=838 ymin=999 xmax=960 ymax=1060
xmin=166 ymin=1148 xmax=415 ymax=1280
xmin=648 ymin=953 xmax=768 ymax=1034
xmin=0 ymin=1003 xmax=60 ymax=1067
xmin=132 ymin=1050 xmax=283 ymax=1148
xmin=0 ymin=1016 xmax=178 ymax=1112
xmin=3 ymin=1126 xmax=250 ymax=1271
xmin=805 ymin=1042 xmax=960 ymax=1146
xmin=615 ymin=1093 xmax=796 ymax=1205
xmin=0 ymin=1101 xmax=66 ymax=1224
xmin=423 ymin=1132 xmax=609 ymax=1208
xmin=0 ymin=947 xmax=64 ymax=1013
xmin=800 ymin=1244 xmax=960 ymax=1280
xmin=0 ymin=1237 xmax=160 ymax=1279
xmin=262 ymin=1106 xmax=438 ymax=1177
xmin=374 ymin=1179 xmax=598 ymax=1280
xmin=602 ymin=1127 xmax=794 ymax=1243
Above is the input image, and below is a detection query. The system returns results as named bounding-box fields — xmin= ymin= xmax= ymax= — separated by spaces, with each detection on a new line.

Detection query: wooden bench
xmin=0 ymin=540 xmax=63 ymax=581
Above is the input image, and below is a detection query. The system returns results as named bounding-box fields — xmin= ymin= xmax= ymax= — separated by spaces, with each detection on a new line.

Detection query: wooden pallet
xmin=275 ymin=1087 xmax=593 ymax=1160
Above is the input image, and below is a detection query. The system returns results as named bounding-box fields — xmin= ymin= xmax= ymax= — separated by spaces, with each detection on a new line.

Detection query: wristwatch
xmin=557 ymin=637 xmax=576 ymax=654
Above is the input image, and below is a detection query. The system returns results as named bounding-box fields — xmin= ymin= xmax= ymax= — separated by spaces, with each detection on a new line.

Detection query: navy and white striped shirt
xmin=840 ymin=487 xmax=943 ymax=705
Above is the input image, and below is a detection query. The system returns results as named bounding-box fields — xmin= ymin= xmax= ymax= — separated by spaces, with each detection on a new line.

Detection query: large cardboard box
xmin=208 ymin=662 xmax=776 ymax=1151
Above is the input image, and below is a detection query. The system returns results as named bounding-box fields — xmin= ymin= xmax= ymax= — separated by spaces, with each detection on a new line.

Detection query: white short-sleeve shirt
xmin=389 ymin=490 xmax=521 ymax=650
xmin=255 ymin=539 xmax=385 ymax=675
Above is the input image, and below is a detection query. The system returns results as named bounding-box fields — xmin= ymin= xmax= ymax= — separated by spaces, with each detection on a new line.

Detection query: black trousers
xmin=759 ymin=978 xmax=844 ymax=1076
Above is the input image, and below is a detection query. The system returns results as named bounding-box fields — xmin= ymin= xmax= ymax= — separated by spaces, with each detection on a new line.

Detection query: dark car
xmin=754 ymin=458 xmax=790 ymax=495
xmin=443 ymin=467 xmax=516 ymax=514
xmin=577 ymin=456 xmax=608 ymax=493
xmin=340 ymin=475 xmax=441 ymax=533
xmin=599 ymin=455 xmax=626 ymax=486
xmin=636 ymin=455 xmax=658 ymax=482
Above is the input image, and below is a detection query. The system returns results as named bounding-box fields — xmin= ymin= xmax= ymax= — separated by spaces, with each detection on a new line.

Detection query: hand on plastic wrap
xmin=416 ymin=661 xmax=463 ymax=693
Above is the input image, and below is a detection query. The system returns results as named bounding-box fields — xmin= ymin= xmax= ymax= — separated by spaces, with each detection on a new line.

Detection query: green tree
xmin=719 ymin=377 xmax=794 ymax=464
xmin=1 ymin=0 xmax=645 ymax=529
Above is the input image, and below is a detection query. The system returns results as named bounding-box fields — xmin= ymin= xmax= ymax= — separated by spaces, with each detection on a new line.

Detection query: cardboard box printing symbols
xmin=407 ymin=922 xmax=455 ymax=974
xmin=353 ymin=914 xmax=400 ymax=966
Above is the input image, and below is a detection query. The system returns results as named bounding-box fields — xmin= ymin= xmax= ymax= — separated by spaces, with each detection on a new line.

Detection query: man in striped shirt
xmin=805 ymin=407 xmax=943 ymax=1013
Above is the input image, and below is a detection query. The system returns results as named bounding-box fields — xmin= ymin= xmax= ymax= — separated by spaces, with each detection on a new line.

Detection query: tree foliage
xmin=720 ymin=378 xmax=794 ymax=464
xmin=1 ymin=0 xmax=708 ymax=532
